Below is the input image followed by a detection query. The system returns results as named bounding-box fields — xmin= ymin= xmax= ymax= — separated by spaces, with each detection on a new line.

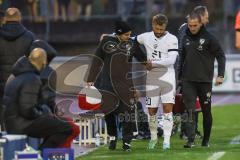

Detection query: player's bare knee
xmin=148 ymin=108 xmax=158 ymax=116
xmin=163 ymin=103 xmax=173 ymax=113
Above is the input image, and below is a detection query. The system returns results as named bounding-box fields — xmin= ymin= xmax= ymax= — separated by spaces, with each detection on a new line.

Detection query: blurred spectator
xmin=39 ymin=0 xmax=47 ymax=21
xmin=170 ymin=0 xmax=187 ymax=16
xmin=0 ymin=0 xmax=10 ymax=11
xmin=118 ymin=0 xmax=134 ymax=21
xmin=235 ymin=10 xmax=240 ymax=50
xmin=152 ymin=0 xmax=165 ymax=14
xmin=76 ymin=0 xmax=93 ymax=18
xmin=131 ymin=0 xmax=145 ymax=16
xmin=101 ymin=0 xmax=117 ymax=15
xmin=152 ymin=0 xmax=171 ymax=16
xmin=39 ymin=0 xmax=58 ymax=22
xmin=68 ymin=0 xmax=78 ymax=20
xmin=27 ymin=0 xmax=39 ymax=21
xmin=0 ymin=8 xmax=36 ymax=130
xmin=50 ymin=0 xmax=59 ymax=21
xmin=58 ymin=0 xmax=70 ymax=21
xmin=38 ymin=0 xmax=58 ymax=21
xmin=235 ymin=0 xmax=240 ymax=13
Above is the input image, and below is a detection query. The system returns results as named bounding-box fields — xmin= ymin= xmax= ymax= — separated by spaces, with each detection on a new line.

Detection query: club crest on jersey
xmin=197 ymin=38 xmax=205 ymax=51
xmin=200 ymin=38 xmax=205 ymax=45
xmin=153 ymin=44 xmax=158 ymax=49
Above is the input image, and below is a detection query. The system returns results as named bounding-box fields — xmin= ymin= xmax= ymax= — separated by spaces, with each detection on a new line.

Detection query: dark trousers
xmin=182 ymin=81 xmax=212 ymax=142
xmin=105 ymin=100 xmax=134 ymax=144
xmin=181 ymin=111 xmax=200 ymax=136
xmin=23 ymin=115 xmax=75 ymax=150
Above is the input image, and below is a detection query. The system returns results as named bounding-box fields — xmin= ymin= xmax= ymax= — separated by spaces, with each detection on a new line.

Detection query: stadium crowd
xmin=0 ymin=0 xmax=236 ymax=21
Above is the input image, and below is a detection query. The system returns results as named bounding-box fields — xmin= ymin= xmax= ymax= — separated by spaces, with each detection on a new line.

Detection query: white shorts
xmin=145 ymin=68 xmax=176 ymax=108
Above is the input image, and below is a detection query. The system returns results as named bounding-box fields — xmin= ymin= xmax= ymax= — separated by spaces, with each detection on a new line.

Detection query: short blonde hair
xmin=152 ymin=13 xmax=168 ymax=25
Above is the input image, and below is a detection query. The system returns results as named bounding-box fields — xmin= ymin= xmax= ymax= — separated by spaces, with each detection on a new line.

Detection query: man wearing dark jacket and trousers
xmin=87 ymin=20 xmax=147 ymax=151
xmin=29 ymin=39 xmax=58 ymax=113
xmin=0 ymin=8 xmax=35 ymax=129
xmin=178 ymin=6 xmax=209 ymax=140
xmin=178 ymin=12 xmax=226 ymax=148
xmin=3 ymin=48 xmax=79 ymax=150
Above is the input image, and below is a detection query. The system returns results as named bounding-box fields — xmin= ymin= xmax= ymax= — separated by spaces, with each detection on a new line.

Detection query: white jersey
xmin=137 ymin=31 xmax=178 ymax=72
xmin=137 ymin=31 xmax=178 ymax=106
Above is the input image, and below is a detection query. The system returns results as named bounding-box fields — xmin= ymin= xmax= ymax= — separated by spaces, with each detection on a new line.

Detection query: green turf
xmin=76 ymin=104 xmax=240 ymax=160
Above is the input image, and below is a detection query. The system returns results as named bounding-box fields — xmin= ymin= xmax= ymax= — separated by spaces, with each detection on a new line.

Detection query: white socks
xmin=163 ymin=112 xmax=173 ymax=145
xmin=148 ymin=114 xmax=158 ymax=140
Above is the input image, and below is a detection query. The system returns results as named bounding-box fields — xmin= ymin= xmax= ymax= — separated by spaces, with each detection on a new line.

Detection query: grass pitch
xmin=77 ymin=104 xmax=240 ymax=160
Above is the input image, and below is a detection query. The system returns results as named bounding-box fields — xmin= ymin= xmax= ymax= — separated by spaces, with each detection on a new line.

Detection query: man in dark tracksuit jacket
xmin=28 ymin=41 xmax=80 ymax=148
xmin=87 ymin=21 xmax=147 ymax=151
xmin=178 ymin=13 xmax=225 ymax=148
xmin=29 ymin=39 xmax=58 ymax=113
xmin=178 ymin=6 xmax=209 ymax=140
xmin=0 ymin=8 xmax=36 ymax=129
xmin=3 ymin=49 xmax=79 ymax=150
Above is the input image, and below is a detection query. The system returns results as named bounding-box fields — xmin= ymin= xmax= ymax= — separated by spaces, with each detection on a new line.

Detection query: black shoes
xmin=108 ymin=136 xmax=132 ymax=151
xmin=184 ymin=141 xmax=195 ymax=148
xmin=122 ymin=142 xmax=131 ymax=152
xmin=201 ymin=140 xmax=210 ymax=147
xmin=183 ymin=140 xmax=209 ymax=148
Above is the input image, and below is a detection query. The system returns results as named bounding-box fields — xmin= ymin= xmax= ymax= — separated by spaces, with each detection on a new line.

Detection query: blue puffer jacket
xmin=3 ymin=57 xmax=49 ymax=134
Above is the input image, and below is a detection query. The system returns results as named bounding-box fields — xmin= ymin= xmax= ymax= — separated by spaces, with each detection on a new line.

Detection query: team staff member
xmin=178 ymin=12 xmax=226 ymax=148
xmin=3 ymin=48 xmax=79 ymax=149
xmin=178 ymin=5 xmax=209 ymax=140
xmin=0 ymin=8 xmax=36 ymax=130
xmin=87 ymin=20 xmax=147 ymax=151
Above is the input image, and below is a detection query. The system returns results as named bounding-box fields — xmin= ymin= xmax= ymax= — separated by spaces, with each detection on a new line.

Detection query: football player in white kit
xmin=137 ymin=14 xmax=178 ymax=149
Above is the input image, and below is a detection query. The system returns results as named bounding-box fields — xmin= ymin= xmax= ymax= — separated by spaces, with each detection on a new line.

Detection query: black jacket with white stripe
xmin=178 ymin=26 xmax=226 ymax=82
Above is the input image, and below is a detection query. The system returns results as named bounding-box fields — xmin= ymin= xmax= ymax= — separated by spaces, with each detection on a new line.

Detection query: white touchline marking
xmin=207 ymin=152 xmax=225 ymax=160
xmin=230 ymin=134 xmax=240 ymax=145
xmin=76 ymin=147 xmax=98 ymax=157
xmin=90 ymin=155 xmax=112 ymax=159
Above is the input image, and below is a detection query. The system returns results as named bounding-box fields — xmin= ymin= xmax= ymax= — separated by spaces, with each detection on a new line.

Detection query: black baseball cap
xmin=115 ymin=20 xmax=132 ymax=35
